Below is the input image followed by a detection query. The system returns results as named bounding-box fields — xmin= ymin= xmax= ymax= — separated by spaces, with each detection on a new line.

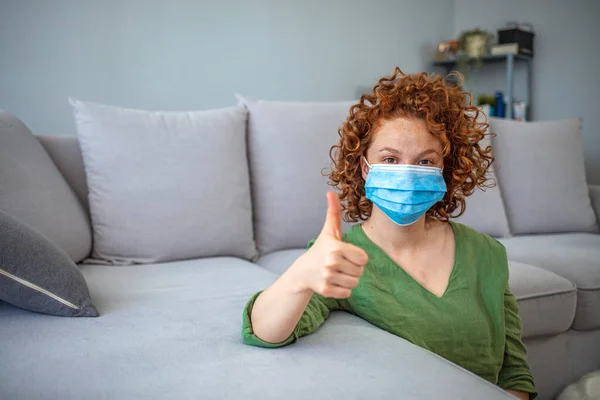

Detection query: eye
xmin=383 ymin=157 xmax=397 ymax=164
xmin=418 ymin=159 xmax=434 ymax=166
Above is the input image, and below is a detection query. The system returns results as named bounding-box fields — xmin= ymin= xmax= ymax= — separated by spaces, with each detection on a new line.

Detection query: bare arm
xmin=506 ymin=389 xmax=529 ymax=400
xmin=249 ymin=192 xmax=367 ymax=344
xmin=250 ymin=256 xmax=313 ymax=343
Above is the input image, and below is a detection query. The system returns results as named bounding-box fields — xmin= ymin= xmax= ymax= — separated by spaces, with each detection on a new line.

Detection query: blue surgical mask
xmin=364 ymin=158 xmax=447 ymax=226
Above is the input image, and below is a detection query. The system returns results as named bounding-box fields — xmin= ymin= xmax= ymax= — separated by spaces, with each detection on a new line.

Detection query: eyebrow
xmin=415 ymin=149 xmax=440 ymax=159
xmin=378 ymin=147 xmax=401 ymax=155
xmin=378 ymin=147 xmax=439 ymax=159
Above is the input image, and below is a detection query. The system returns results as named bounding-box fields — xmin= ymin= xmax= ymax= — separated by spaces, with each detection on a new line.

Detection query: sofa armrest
xmin=590 ymin=184 xmax=600 ymax=221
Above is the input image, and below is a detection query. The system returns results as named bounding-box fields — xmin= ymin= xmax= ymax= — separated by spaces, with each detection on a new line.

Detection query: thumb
xmin=321 ymin=191 xmax=342 ymax=240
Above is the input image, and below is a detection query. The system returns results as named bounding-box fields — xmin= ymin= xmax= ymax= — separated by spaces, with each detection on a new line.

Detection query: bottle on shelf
xmin=495 ymin=91 xmax=505 ymax=118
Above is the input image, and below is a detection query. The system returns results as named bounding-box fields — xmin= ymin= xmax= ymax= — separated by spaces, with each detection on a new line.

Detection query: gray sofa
xmin=1 ymin=103 xmax=599 ymax=400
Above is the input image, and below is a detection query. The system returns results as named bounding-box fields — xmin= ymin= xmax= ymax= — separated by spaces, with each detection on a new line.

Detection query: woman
xmin=241 ymin=68 xmax=537 ymax=399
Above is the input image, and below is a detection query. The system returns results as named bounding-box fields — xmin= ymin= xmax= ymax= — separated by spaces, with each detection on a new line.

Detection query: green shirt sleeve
xmin=497 ymin=281 xmax=538 ymax=399
xmin=241 ymin=290 xmax=344 ymax=348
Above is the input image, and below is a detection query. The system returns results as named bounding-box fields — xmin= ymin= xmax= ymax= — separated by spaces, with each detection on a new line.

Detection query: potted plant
xmin=457 ymin=28 xmax=492 ymax=79
xmin=477 ymin=94 xmax=496 ymax=117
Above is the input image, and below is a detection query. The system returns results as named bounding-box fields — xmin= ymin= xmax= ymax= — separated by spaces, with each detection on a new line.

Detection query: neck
xmin=362 ymin=207 xmax=432 ymax=251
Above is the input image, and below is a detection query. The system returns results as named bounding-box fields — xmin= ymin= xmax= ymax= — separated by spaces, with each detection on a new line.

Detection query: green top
xmin=242 ymin=222 xmax=537 ymax=398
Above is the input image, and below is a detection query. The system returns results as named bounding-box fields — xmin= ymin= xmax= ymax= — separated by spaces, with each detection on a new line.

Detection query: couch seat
xmin=0 ymin=257 xmax=512 ymax=400
xmin=500 ymin=234 xmax=600 ymax=330
xmin=257 ymin=248 xmax=305 ymax=275
xmin=507 ymin=262 xmax=576 ymax=338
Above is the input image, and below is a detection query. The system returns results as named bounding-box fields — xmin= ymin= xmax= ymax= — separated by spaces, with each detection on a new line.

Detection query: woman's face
xmin=361 ymin=116 xmax=443 ymax=179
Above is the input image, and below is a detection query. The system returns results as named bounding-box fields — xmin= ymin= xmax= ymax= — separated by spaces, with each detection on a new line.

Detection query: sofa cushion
xmin=453 ymin=181 xmax=510 ymax=238
xmin=37 ymin=135 xmax=90 ymax=213
xmin=0 ymin=210 xmax=98 ymax=317
xmin=508 ymin=261 xmax=576 ymax=338
xmin=590 ymin=184 xmax=600 ymax=223
xmin=0 ymin=111 xmax=92 ymax=262
xmin=491 ymin=118 xmax=598 ymax=235
xmin=70 ymin=99 xmax=256 ymax=264
xmin=257 ymin=248 xmax=305 ymax=275
xmin=453 ymin=131 xmax=510 ymax=237
xmin=0 ymin=257 xmax=513 ymax=400
xmin=240 ymin=97 xmax=356 ymax=254
xmin=500 ymin=234 xmax=600 ymax=330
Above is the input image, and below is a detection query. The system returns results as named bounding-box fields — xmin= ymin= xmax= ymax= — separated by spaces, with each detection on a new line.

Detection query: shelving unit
xmin=432 ymin=53 xmax=532 ymax=119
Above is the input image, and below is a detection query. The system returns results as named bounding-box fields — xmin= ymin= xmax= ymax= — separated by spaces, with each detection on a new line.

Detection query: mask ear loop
xmin=363 ymin=156 xmax=372 ymax=171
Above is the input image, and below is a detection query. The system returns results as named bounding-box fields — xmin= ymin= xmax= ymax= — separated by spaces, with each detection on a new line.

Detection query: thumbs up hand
xmin=292 ymin=192 xmax=368 ymax=299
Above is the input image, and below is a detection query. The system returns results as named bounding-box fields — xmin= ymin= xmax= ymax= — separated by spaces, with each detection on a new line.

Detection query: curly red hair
xmin=329 ymin=67 xmax=494 ymax=223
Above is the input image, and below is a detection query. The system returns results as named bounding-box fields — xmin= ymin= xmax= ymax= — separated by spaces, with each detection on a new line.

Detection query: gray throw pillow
xmin=0 ymin=210 xmax=98 ymax=317
xmin=491 ymin=117 xmax=598 ymax=234
xmin=70 ymin=99 xmax=256 ymax=264
xmin=0 ymin=111 xmax=92 ymax=263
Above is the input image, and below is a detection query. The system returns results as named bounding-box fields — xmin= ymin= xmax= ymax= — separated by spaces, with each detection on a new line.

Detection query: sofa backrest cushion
xmin=491 ymin=117 xmax=598 ymax=234
xmin=37 ymin=135 xmax=90 ymax=213
xmin=452 ymin=117 xmax=511 ymax=238
xmin=241 ymin=97 xmax=355 ymax=254
xmin=453 ymin=170 xmax=511 ymax=237
xmin=0 ymin=111 xmax=92 ymax=263
xmin=70 ymin=99 xmax=257 ymax=264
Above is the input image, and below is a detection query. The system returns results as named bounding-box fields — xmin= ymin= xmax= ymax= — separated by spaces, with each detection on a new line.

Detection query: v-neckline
xmin=357 ymin=221 xmax=460 ymax=299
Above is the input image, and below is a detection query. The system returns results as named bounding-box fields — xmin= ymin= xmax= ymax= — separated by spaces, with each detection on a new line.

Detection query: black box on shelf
xmin=498 ymin=28 xmax=535 ymax=56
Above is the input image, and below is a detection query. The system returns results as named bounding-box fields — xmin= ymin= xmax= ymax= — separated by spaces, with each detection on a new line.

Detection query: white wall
xmin=453 ymin=0 xmax=600 ymax=183
xmin=0 ymin=0 xmax=452 ymax=133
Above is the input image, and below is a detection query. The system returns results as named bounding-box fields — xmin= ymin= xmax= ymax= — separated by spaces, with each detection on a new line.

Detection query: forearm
xmin=506 ymin=389 xmax=529 ymax=399
xmin=250 ymin=255 xmax=313 ymax=343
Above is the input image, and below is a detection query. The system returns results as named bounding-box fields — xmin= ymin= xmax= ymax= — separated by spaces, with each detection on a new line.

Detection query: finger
xmin=339 ymin=242 xmax=369 ymax=266
xmin=331 ymin=259 xmax=364 ymax=278
xmin=325 ymin=271 xmax=360 ymax=290
xmin=321 ymin=191 xmax=342 ymax=240
xmin=320 ymin=285 xmax=352 ymax=299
